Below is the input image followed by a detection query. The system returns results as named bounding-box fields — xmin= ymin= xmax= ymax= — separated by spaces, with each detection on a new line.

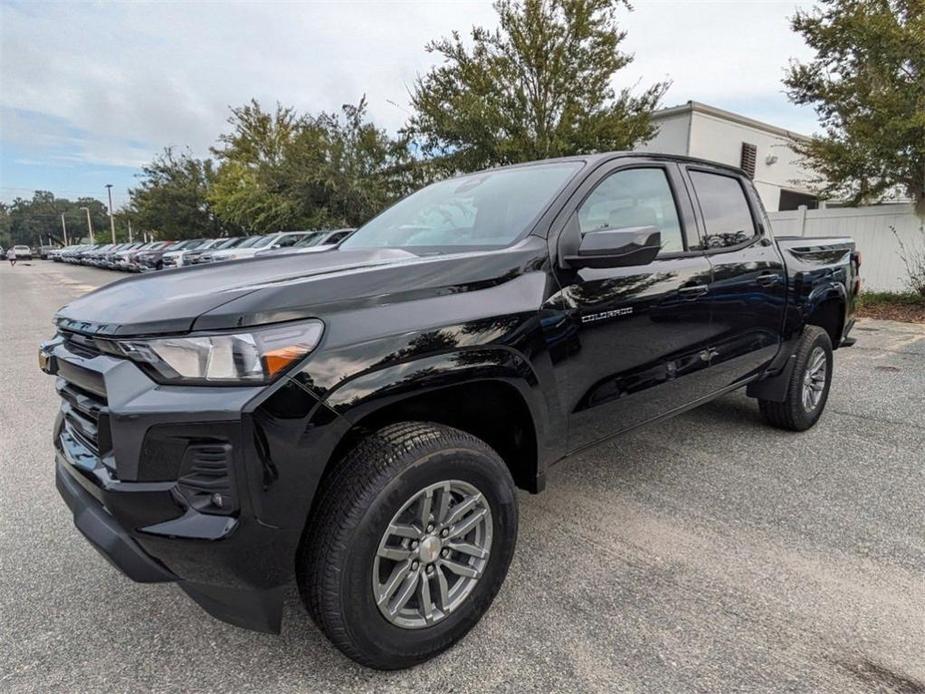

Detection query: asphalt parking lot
xmin=1 ymin=260 xmax=923 ymax=693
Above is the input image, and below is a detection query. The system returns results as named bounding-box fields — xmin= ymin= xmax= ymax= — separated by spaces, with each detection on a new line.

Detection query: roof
xmin=480 ymin=150 xmax=747 ymax=177
xmin=652 ymin=100 xmax=812 ymax=142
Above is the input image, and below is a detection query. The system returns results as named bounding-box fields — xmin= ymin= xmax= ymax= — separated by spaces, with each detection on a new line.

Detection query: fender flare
xmin=326 ymin=346 xmax=547 ymax=428
xmin=804 ymin=281 xmax=848 ymax=345
xmin=805 ymin=281 xmax=847 ymax=319
xmin=321 ymin=346 xmax=558 ymax=490
xmin=748 ymin=282 xmax=847 ymax=402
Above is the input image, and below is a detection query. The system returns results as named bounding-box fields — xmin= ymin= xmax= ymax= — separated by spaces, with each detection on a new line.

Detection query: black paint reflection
xmin=548 ymin=255 xmax=716 ymax=450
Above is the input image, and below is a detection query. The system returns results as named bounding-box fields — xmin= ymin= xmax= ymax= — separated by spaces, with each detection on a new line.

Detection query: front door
xmin=545 ymin=162 xmax=716 ymax=453
xmin=682 ymin=166 xmax=787 ymax=388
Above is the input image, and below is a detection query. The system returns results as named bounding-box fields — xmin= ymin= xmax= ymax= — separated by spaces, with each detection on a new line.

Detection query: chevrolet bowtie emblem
xmin=38 ymin=348 xmax=54 ymax=374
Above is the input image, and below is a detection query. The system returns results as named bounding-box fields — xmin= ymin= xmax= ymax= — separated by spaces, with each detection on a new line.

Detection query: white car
xmin=254 ymin=228 xmax=356 ymax=257
xmin=203 ymin=231 xmax=316 ymax=263
xmin=11 ymin=245 xmax=32 ymax=260
xmin=160 ymin=238 xmax=220 ymax=269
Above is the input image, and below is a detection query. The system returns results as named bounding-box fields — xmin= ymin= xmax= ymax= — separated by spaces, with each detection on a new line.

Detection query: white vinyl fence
xmin=768 ymin=203 xmax=924 ymax=292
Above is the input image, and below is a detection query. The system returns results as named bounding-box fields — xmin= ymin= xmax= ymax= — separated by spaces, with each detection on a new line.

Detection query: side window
xmin=689 ymin=171 xmax=757 ymax=249
xmin=578 ymin=168 xmax=684 ymax=254
xmin=277 ymin=235 xmax=303 ymax=248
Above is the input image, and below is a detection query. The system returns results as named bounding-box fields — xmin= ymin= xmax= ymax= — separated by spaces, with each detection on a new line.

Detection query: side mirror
xmin=565 ymin=225 xmax=662 ymax=269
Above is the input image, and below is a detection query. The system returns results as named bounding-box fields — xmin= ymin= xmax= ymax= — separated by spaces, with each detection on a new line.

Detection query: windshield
xmin=273 ymin=233 xmax=311 ymax=248
xmin=326 ymin=230 xmax=353 ymax=244
xmin=293 ymin=232 xmax=328 ymax=248
xmin=214 ymin=237 xmax=242 ymax=249
xmin=341 ymin=162 xmax=582 ymax=252
xmin=228 ymin=236 xmax=261 ymax=249
xmin=252 ymin=234 xmax=281 ymax=248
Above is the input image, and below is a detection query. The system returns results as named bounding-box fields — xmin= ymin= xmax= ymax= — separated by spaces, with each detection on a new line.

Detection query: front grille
xmin=62 ymin=331 xmax=103 ymax=358
xmin=55 ymin=331 xmax=113 ymax=464
xmin=57 ymin=378 xmax=111 ymax=457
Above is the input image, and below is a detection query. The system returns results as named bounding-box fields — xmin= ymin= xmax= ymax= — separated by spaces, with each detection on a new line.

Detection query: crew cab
xmin=40 ymin=153 xmax=858 ymax=670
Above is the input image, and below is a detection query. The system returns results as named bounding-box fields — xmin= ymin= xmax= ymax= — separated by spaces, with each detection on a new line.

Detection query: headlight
xmin=115 ymin=320 xmax=324 ymax=384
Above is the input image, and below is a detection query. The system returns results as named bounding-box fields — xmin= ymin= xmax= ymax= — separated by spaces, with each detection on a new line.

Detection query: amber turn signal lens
xmin=263 ymin=345 xmax=311 ymax=377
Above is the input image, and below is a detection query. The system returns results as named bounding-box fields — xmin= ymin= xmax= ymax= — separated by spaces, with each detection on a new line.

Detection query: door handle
xmin=678 ymin=283 xmax=709 ymax=299
xmin=756 ymin=272 xmax=781 ymax=287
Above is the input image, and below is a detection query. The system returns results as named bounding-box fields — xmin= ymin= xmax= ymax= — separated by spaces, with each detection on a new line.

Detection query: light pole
xmin=105 ymin=184 xmax=116 ymax=243
xmin=60 ymin=214 xmax=69 ymax=246
xmin=79 ymin=206 xmax=95 ymax=243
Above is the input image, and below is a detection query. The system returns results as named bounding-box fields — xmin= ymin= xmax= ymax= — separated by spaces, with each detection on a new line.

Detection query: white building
xmin=638 ymin=101 xmax=818 ymax=212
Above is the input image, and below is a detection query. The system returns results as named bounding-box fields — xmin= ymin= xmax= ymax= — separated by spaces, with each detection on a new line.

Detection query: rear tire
xmin=298 ymin=422 xmax=518 ymax=669
xmin=758 ymin=325 xmax=833 ymax=431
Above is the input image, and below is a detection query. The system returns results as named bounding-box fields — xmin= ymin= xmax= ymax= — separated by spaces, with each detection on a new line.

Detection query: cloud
xmin=618 ymin=1 xmax=819 ymax=133
xmin=0 ymin=1 xmax=499 ymax=166
xmin=0 ymin=0 xmax=819 ymax=181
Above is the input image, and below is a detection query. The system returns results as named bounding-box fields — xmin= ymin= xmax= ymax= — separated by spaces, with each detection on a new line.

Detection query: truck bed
xmin=776 ymin=236 xmax=855 ymax=267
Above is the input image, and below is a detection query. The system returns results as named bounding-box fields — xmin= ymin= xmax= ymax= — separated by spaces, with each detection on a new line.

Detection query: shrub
xmin=891 ymin=223 xmax=925 ymax=297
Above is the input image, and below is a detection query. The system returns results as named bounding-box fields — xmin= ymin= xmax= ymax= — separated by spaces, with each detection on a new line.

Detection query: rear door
xmin=546 ymin=159 xmax=716 ymax=453
xmin=681 ymin=165 xmax=786 ymax=388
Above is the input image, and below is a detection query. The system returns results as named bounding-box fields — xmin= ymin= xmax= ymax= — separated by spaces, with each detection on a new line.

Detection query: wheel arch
xmin=321 ymin=348 xmax=550 ymax=495
xmin=805 ymin=283 xmax=846 ymax=348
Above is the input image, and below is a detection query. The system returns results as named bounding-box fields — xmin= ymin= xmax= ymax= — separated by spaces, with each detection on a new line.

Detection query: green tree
xmin=209 ymin=98 xmax=415 ymax=232
xmin=408 ymin=0 xmax=668 ymax=172
xmin=127 ymin=147 xmax=226 ymax=240
xmin=1 ymin=192 xmax=109 ymax=247
xmin=0 ymin=203 xmax=10 ymax=248
xmin=209 ymin=101 xmax=312 ymax=232
xmin=785 ymin=0 xmax=925 ymax=213
xmin=296 ymin=99 xmax=419 ymax=225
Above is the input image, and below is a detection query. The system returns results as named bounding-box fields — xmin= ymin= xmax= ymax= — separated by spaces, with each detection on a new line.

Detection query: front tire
xmin=758 ymin=325 xmax=833 ymax=431
xmin=298 ymin=422 xmax=518 ymax=669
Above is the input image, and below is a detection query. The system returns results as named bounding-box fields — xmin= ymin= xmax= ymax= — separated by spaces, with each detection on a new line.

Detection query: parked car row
xmin=47 ymin=229 xmax=355 ymax=272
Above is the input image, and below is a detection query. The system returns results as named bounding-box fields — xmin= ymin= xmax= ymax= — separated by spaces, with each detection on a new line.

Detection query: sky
xmin=0 ymin=0 xmax=818 ymax=209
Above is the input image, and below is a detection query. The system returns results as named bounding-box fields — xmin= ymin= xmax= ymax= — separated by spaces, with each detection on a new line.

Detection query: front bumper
xmin=56 ymin=457 xmax=286 ymax=631
xmin=56 ymin=459 xmax=175 ymax=583
xmin=43 ymin=336 xmax=323 ymax=633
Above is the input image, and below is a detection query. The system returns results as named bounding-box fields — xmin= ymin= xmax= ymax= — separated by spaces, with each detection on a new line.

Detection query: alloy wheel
xmin=802 ymin=346 xmax=827 ymax=411
xmin=372 ymin=480 xmax=492 ymax=629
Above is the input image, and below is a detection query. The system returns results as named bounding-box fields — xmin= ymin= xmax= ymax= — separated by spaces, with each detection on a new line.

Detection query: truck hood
xmin=54 ymin=241 xmax=541 ymax=339
xmin=55 ymin=248 xmax=414 ymax=336
xmin=55 ymin=241 xmax=544 ymax=337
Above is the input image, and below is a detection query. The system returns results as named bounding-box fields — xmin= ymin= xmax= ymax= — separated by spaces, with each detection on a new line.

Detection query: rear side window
xmin=689 ymin=171 xmax=757 ymax=249
xmin=276 ymin=234 xmax=307 ymax=248
xmin=578 ymin=168 xmax=684 ymax=254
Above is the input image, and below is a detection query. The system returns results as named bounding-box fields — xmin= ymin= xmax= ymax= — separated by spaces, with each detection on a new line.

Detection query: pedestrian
xmin=7 ymin=246 xmax=15 ymax=267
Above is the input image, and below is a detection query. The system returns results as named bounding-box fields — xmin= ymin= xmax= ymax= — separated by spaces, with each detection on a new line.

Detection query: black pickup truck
xmin=40 ymin=153 xmax=859 ymax=669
